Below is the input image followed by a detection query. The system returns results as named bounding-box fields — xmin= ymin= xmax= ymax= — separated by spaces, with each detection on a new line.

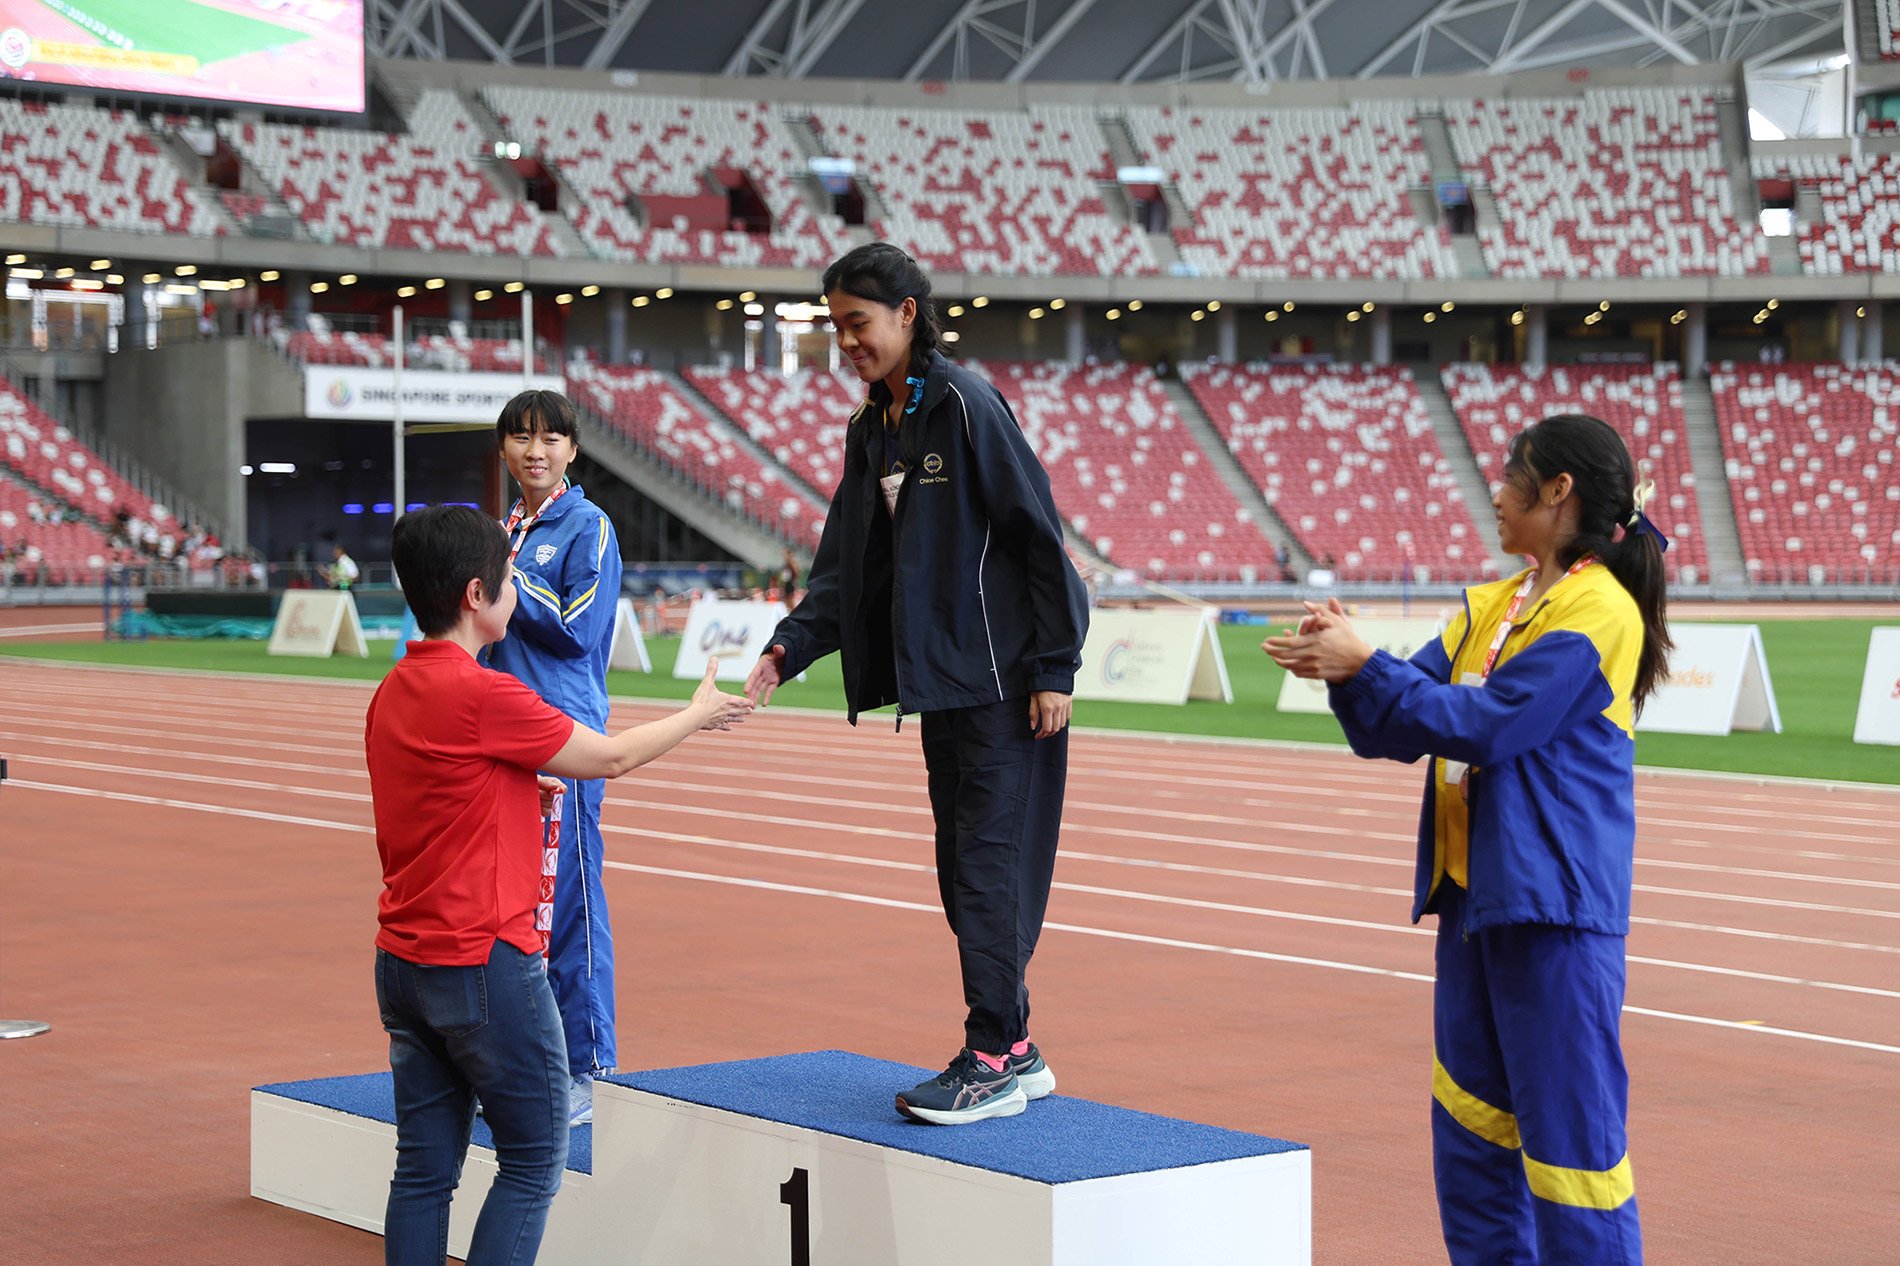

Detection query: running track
xmin=1 ymin=660 xmax=1895 ymax=1263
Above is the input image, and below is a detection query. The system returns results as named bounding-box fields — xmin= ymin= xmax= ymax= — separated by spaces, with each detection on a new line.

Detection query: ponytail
xmin=1510 ymin=415 xmax=1674 ymax=715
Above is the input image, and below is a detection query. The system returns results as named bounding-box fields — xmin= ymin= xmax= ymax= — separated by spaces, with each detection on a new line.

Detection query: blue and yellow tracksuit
xmin=1329 ymin=562 xmax=1645 ymax=1265
xmin=485 ymin=484 xmax=623 ymax=1078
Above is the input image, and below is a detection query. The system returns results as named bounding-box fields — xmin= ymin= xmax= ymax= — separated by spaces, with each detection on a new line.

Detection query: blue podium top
xmin=609 ymin=1050 xmax=1305 ymax=1185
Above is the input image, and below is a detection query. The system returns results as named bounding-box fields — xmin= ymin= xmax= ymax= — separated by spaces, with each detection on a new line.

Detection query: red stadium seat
xmin=0 ymin=98 xmax=223 ymax=236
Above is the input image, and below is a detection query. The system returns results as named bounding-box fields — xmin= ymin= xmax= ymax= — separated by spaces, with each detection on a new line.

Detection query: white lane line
xmin=605 ymin=860 xmax=1900 ymax=1056
xmin=0 ymin=622 xmax=102 ymax=638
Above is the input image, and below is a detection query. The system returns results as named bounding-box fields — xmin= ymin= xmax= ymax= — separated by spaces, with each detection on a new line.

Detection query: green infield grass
xmin=37 ymin=0 xmax=301 ymax=63
xmin=4 ymin=616 xmax=1891 ymax=786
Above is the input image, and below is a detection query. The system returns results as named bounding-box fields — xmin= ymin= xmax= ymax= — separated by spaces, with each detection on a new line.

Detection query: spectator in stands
xmin=779 ymin=547 xmax=801 ymax=598
xmin=744 ymin=242 xmax=1089 ymax=1126
xmin=327 ymin=543 xmax=360 ymax=590
xmin=483 ymin=389 xmax=625 ymax=1127
xmin=1265 ymin=413 xmax=1670 ymax=1266
xmin=368 ymin=505 xmax=749 ymax=1266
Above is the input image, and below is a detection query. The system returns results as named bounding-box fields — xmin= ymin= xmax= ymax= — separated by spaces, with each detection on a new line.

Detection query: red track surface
xmin=1 ymin=660 xmax=1896 ymax=1264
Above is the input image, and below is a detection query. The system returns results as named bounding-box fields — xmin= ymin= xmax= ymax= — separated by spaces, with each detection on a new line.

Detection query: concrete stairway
xmin=1677 ymin=371 xmax=1748 ymax=587
xmin=1414 ymin=371 xmax=1515 ymax=574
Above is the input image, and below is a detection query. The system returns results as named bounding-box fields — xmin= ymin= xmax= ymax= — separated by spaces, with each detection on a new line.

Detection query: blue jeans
xmin=376 ymin=939 xmax=570 ymax=1266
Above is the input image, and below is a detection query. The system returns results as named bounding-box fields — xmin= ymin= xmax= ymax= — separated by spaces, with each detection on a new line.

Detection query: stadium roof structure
xmin=364 ymin=0 xmax=1846 ymax=83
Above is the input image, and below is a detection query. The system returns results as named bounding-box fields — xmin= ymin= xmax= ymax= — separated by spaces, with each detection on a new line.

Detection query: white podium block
xmin=252 ymin=1051 xmax=1310 ymax=1266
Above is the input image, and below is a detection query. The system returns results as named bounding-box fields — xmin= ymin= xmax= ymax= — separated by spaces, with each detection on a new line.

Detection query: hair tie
xmin=903 ymin=374 xmax=926 ymax=416
xmin=1626 ymin=477 xmax=1656 ymax=528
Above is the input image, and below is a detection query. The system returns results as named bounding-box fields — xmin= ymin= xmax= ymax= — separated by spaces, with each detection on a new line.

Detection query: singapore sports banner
xmin=1075 ymin=607 xmax=1231 ymax=707
xmin=673 ymin=597 xmax=789 ymax=684
xmin=267 ymin=590 xmax=366 ymax=658
xmin=303 ymin=368 xmax=565 ymax=424
xmin=1851 ymin=627 xmax=1900 ymax=746
xmin=0 ymin=1 xmax=368 ymax=114
xmin=1276 ymin=618 xmax=1444 ymax=715
xmin=1636 ymin=623 xmax=1781 ymax=736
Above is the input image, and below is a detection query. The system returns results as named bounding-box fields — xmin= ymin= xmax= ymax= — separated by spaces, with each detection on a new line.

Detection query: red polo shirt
xmin=365 ymin=639 xmax=576 ymax=965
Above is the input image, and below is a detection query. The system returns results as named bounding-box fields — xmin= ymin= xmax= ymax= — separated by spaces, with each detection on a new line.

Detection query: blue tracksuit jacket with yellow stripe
xmin=1329 ymin=562 xmax=1643 ymax=936
xmin=486 ymin=484 xmax=621 ymax=730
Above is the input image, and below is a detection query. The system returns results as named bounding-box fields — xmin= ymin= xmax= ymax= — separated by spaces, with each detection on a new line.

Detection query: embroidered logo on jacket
xmin=535 ymin=543 xmax=557 ymax=565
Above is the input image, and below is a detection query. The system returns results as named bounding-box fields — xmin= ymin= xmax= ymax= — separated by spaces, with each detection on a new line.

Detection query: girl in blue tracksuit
xmin=485 ymin=388 xmax=623 ymax=1126
xmin=744 ymin=243 xmax=1090 ymax=1126
xmin=1267 ymin=413 xmax=1671 ymax=1265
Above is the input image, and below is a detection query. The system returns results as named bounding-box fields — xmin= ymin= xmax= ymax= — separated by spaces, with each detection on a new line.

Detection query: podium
xmin=253 ymin=1051 xmax=1310 ymax=1265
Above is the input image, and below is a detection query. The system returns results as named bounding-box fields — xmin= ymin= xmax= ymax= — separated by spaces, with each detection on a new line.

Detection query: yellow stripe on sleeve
xmin=1432 ymin=1053 xmax=1521 ymax=1151
xmin=1523 ymin=1151 xmax=1636 ymax=1209
xmin=563 ymin=581 xmax=599 ymax=619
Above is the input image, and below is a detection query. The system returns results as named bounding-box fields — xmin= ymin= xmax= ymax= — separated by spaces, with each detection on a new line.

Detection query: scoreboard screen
xmin=0 ymin=0 xmax=365 ymax=115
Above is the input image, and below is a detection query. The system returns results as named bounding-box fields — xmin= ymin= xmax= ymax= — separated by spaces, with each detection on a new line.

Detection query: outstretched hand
xmin=744 ymin=644 xmax=786 ymax=707
xmin=1262 ymin=597 xmax=1376 ymax=684
xmin=691 ymin=658 xmax=755 ymax=731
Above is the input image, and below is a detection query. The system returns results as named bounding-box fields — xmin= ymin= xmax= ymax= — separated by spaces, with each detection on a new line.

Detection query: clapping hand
xmin=1262 ymin=597 xmax=1377 ymax=684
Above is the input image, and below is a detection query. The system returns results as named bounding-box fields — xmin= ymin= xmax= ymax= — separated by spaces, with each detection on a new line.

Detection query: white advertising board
xmin=268 ymin=591 xmax=368 ymax=659
xmin=1636 ymin=624 xmax=1781 ymax=736
xmin=673 ymin=597 xmax=789 ymax=683
xmin=1851 ymin=627 xmax=1900 ymax=746
xmin=1275 ymin=618 xmax=1444 ymax=715
xmin=609 ymin=597 xmax=652 ymax=673
xmin=1075 ymin=607 xmax=1231 ymax=706
xmin=303 ymin=368 xmax=565 ymax=423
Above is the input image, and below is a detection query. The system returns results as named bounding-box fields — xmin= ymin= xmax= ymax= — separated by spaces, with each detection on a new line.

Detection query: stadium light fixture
xmin=739 ymin=291 xmax=756 ymax=302
xmin=1282 ymin=301 xmax=1295 ymax=312
xmin=1029 ymin=307 xmax=1046 ymax=320
xmin=106 ymin=274 xmax=123 ymax=286
xmin=743 ymin=302 xmax=765 ymax=316
xmin=1597 ymin=301 xmax=1610 ymax=312
xmin=942 ymin=330 xmax=960 ymax=343
xmin=656 ymin=287 xmax=674 ymax=299
xmin=1127 ymin=299 xmax=1143 ymax=312
xmin=1510 ymin=310 xmax=1525 ymax=326
xmin=199 ymin=279 xmax=230 ymax=291
xmin=1264 ymin=310 xmax=1279 ymax=322
xmin=141 ymin=272 xmax=161 ymax=284
xmin=631 ymin=295 xmax=650 ymax=308
xmin=1857 ymin=305 xmax=1867 ymax=318
xmin=90 ymin=258 xmax=110 ymax=270
xmin=10 ymin=267 xmax=43 ymax=280
xmin=164 ymin=283 xmax=198 ymax=296
xmin=228 ymin=278 xmax=246 ymax=290
xmin=397 ymin=285 xmax=417 ymax=298
xmin=1669 ymin=310 xmax=1687 ymax=325
xmin=475 ymin=289 xmax=493 ymax=301
xmin=1049 ymin=298 xmax=1066 ymax=310
xmin=1583 ymin=312 xmax=1601 ymax=326
xmin=1766 ymin=299 xmax=1779 ymax=311
xmin=504 ymin=281 xmax=525 ymax=293
xmin=947 ymin=304 xmax=965 ymax=317
xmin=1189 ymin=310 xmax=1205 ymax=322
xmin=338 ymin=274 xmax=357 ymax=286
xmin=716 ymin=299 xmax=735 ymax=311
xmin=259 ymin=462 xmax=296 ymax=475
xmin=581 ymin=285 xmax=600 ymax=297
xmin=259 ymin=270 xmax=280 ymax=282
xmin=1105 ymin=309 xmax=1121 ymax=321
xmin=1441 ymin=301 xmax=1455 ymax=313
xmin=175 ymin=264 xmax=197 ymax=276
xmin=1361 ymin=301 xmax=1374 ymax=313
xmin=1346 ymin=310 xmax=1361 ymax=323
xmin=1423 ymin=311 xmax=1437 ymax=324
xmin=425 ymin=278 xmax=445 ymax=290
xmin=69 ymin=279 xmax=104 ymax=292
xmin=54 ymin=267 xmax=74 ymax=279
xmin=4 ymin=253 xmax=23 ymax=265
xmin=555 ymin=293 xmax=574 ymax=305
xmin=1752 ymin=312 xmax=1767 ymax=325
xmin=310 ymin=282 xmax=329 ymax=294
xmin=972 ymin=296 xmax=990 ymax=308
xmin=1206 ymin=300 xmax=1221 ymax=312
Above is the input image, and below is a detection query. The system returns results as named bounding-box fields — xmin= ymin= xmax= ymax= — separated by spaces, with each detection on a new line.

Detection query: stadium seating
xmin=681 ymin=365 xmax=862 ymax=496
xmin=566 ymin=363 xmax=827 ymax=545
xmin=1121 ymin=103 xmax=1457 ymax=280
xmin=219 ymin=91 xmax=559 ymax=255
xmin=0 ymin=97 xmax=224 ymax=236
xmin=805 ymin=105 xmax=1154 ymax=277
xmin=1444 ymin=89 xmax=1767 ymax=278
xmin=1879 ymin=0 xmax=1900 ymax=58
xmin=977 ymin=361 xmax=1273 ymax=578
xmin=1752 ymin=152 xmax=1900 ymax=273
xmin=1184 ymin=364 xmax=1488 ymax=579
xmin=481 ymin=87 xmax=847 ymax=269
xmin=280 ymin=328 xmax=392 ymax=367
xmin=0 ymin=476 xmax=112 ymax=582
xmin=1709 ymin=362 xmax=1899 ymax=581
xmin=276 ymin=327 xmax=555 ymax=372
xmin=1440 ymin=363 xmax=1708 ymax=580
xmin=0 ymin=376 xmax=169 ymax=530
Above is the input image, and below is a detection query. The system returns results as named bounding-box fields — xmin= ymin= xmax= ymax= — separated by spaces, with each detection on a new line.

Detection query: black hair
xmin=822 ymin=242 xmax=942 ymax=468
xmin=391 ymin=505 xmax=510 ymax=637
xmin=1502 ymin=413 xmax=1672 ymax=714
xmin=495 ymin=389 xmax=580 ymax=448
